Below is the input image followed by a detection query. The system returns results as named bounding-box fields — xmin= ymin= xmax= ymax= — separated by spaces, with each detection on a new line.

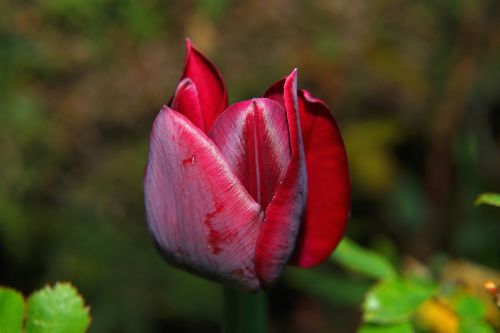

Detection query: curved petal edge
xmin=292 ymin=89 xmax=351 ymax=268
xmin=254 ymin=70 xmax=307 ymax=286
xmin=172 ymin=78 xmax=204 ymax=131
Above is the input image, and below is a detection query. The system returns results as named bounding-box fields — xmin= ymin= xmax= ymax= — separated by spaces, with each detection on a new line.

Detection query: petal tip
xmin=285 ymin=69 xmax=298 ymax=92
xmin=177 ymin=77 xmax=194 ymax=89
xmin=178 ymin=39 xmax=228 ymax=131
xmin=160 ymin=104 xmax=170 ymax=113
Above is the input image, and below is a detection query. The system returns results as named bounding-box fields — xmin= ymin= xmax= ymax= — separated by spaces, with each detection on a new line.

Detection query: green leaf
xmin=455 ymin=296 xmax=485 ymax=320
xmin=358 ymin=322 xmax=414 ymax=333
xmin=363 ymin=278 xmax=435 ymax=324
xmin=458 ymin=320 xmax=495 ymax=333
xmin=331 ymin=238 xmax=397 ymax=279
xmin=25 ymin=282 xmax=91 ymax=333
xmin=0 ymin=287 xmax=25 ymax=333
xmin=455 ymin=296 xmax=495 ymax=333
xmin=474 ymin=193 xmax=500 ymax=207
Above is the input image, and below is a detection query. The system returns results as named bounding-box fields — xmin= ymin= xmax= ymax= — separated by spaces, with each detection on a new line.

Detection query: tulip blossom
xmin=144 ymin=40 xmax=350 ymax=291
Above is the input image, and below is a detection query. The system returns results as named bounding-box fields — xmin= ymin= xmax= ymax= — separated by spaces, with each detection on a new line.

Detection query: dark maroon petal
xmin=254 ymin=70 xmax=307 ymax=286
xmin=172 ymin=78 xmax=204 ymax=131
xmin=144 ymin=106 xmax=263 ymax=291
xmin=265 ymin=78 xmax=351 ymax=268
xmin=208 ymin=98 xmax=291 ymax=210
xmin=179 ymin=39 xmax=228 ymax=132
xmin=263 ymin=77 xmax=286 ymax=106
xmin=291 ymin=89 xmax=350 ymax=268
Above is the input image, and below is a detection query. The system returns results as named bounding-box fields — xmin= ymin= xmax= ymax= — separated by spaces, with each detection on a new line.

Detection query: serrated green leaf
xmin=474 ymin=193 xmax=500 ymax=207
xmin=331 ymin=238 xmax=397 ymax=279
xmin=25 ymin=282 xmax=90 ymax=333
xmin=0 ymin=287 xmax=25 ymax=333
xmin=358 ymin=322 xmax=414 ymax=333
xmin=363 ymin=278 xmax=436 ymax=324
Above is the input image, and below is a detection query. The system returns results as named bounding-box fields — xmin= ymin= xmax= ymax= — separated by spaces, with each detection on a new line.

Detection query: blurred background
xmin=0 ymin=0 xmax=499 ymax=332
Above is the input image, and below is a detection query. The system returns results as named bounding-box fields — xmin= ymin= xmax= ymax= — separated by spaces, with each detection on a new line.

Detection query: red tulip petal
xmin=254 ymin=70 xmax=307 ymax=286
xmin=267 ymin=79 xmax=352 ymax=268
xmin=144 ymin=106 xmax=263 ymax=291
xmin=265 ymin=78 xmax=351 ymax=268
xmin=180 ymin=39 xmax=228 ymax=131
xmin=208 ymin=98 xmax=291 ymax=210
xmin=171 ymin=78 xmax=204 ymax=131
xmin=291 ymin=89 xmax=350 ymax=267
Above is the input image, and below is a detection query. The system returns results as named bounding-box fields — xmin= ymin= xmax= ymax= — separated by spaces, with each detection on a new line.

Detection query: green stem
xmin=222 ymin=286 xmax=267 ymax=333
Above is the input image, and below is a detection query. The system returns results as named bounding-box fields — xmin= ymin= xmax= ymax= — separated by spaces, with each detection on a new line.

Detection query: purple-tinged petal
xmin=172 ymin=78 xmax=204 ymax=131
xmin=208 ymin=98 xmax=291 ymax=210
xmin=179 ymin=39 xmax=228 ymax=132
xmin=254 ymin=69 xmax=307 ymax=287
xmin=291 ymin=89 xmax=351 ymax=268
xmin=144 ymin=106 xmax=263 ymax=291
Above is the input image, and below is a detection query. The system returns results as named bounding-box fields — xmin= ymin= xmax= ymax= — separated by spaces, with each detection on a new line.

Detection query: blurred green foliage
xmin=454 ymin=296 xmax=494 ymax=333
xmin=331 ymin=238 xmax=397 ymax=280
xmin=475 ymin=193 xmax=500 ymax=207
xmin=358 ymin=323 xmax=413 ymax=333
xmin=0 ymin=0 xmax=499 ymax=332
xmin=362 ymin=278 xmax=435 ymax=324
xmin=300 ymin=238 xmax=497 ymax=332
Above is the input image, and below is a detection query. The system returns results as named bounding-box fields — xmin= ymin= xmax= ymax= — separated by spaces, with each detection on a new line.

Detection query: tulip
xmin=144 ymin=40 xmax=350 ymax=292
